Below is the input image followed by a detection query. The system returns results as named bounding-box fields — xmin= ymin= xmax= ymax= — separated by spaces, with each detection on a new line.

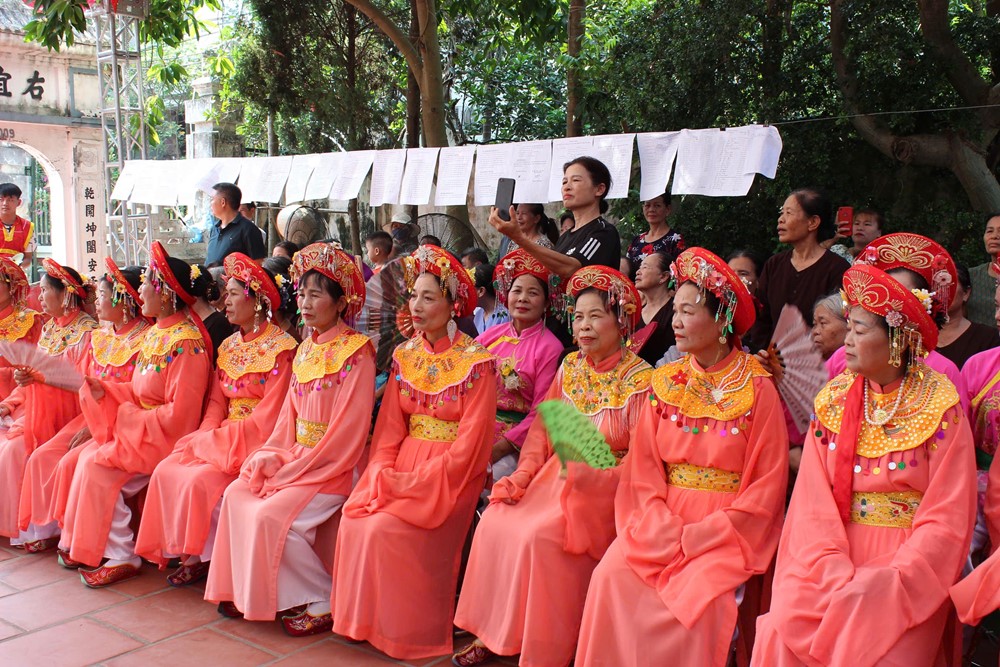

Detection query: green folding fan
xmin=537 ymin=400 xmax=618 ymax=470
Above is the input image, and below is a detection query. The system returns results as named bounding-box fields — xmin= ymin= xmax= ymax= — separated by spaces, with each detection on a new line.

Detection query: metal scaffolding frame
xmin=94 ymin=1 xmax=149 ymax=266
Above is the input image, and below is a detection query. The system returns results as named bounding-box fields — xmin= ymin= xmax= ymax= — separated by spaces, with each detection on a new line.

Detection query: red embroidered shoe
xmin=217 ymin=601 xmax=244 ymax=618
xmin=57 ymin=549 xmax=83 ymax=569
xmin=452 ymin=640 xmax=494 ymax=667
xmin=166 ymin=560 xmax=211 ymax=587
xmin=79 ymin=562 xmax=139 ymax=588
xmin=23 ymin=537 xmax=59 ymax=554
xmin=281 ymin=609 xmax=333 ymax=637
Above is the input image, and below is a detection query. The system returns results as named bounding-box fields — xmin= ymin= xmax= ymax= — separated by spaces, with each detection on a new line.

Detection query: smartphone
xmin=495 ymin=178 xmax=516 ymax=221
xmin=836 ymin=206 xmax=854 ymax=237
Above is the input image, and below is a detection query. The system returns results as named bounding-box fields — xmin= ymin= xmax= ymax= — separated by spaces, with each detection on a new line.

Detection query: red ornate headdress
xmin=42 ymin=258 xmax=95 ymax=307
xmin=842 ymin=264 xmax=938 ymax=360
xmin=104 ymin=257 xmax=143 ymax=309
xmin=0 ymin=256 xmax=29 ymax=308
xmin=856 ymin=233 xmax=956 ymax=321
xmin=493 ymin=248 xmax=563 ymax=313
xmin=566 ymin=265 xmax=641 ymax=338
xmin=290 ymin=242 xmax=366 ymax=322
xmin=147 ymin=241 xmax=196 ymax=306
xmin=224 ymin=252 xmax=280 ymax=326
xmin=402 ymin=244 xmax=477 ymax=318
xmin=669 ymin=247 xmax=756 ymax=337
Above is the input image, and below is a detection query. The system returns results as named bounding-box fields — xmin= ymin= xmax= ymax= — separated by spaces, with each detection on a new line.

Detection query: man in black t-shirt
xmin=205 ymin=182 xmax=266 ymax=266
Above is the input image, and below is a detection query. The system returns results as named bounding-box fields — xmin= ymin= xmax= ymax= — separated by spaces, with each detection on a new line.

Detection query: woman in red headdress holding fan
xmin=752 ymin=264 xmax=975 ymax=666
xmin=477 ymin=248 xmax=564 ymax=483
xmin=331 ymin=245 xmax=496 ymax=660
xmin=58 ymin=242 xmax=213 ymax=586
xmin=0 ymin=258 xmax=97 ymax=545
xmin=452 ymin=265 xmax=652 ymax=667
xmin=0 ymin=256 xmax=42 ymax=407
xmin=204 ymin=243 xmax=372 ymax=635
xmin=135 ymin=252 xmax=297 ymax=585
xmin=18 ymin=259 xmax=150 ymax=554
xmin=574 ymin=248 xmax=788 ymax=667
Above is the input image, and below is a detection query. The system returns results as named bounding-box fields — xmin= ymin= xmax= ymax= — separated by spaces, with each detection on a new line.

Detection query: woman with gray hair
xmin=811 ymin=292 xmax=848 ymax=364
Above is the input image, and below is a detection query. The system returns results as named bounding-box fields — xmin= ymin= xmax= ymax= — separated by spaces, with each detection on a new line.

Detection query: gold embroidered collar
xmin=816 ymin=362 xmax=959 ymax=458
xmin=393 ymin=332 xmax=494 ymax=397
xmin=137 ymin=318 xmax=204 ymax=372
xmin=91 ymin=320 xmax=151 ymax=369
xmin=218 ymin=323 xmax=297 ymax=380
xmin=38 ymin=311 xmax=97 ymax=356
xmin=652 ymin=351 xmax=768 ymax=422
xmin=293 ymin=327 xmax=371 ymax=385
xmin=0 ymin=306 xmax=36 ymax=342
xmin=560 ymin=350 xmax=652 ymax=416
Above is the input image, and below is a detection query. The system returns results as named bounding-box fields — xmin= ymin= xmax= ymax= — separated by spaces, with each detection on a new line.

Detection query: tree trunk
xmin=405 ymin=0 xmax=420 ymax=223
xmin=566 ymin=0 xmax=585 ymax=137
xmin=413 ymin=0 xmax=449 ymax=147
xmin=345 ymin=5 xmax=362 ymax=255
xmin=266 ymin=110 xmax=279 ymax=251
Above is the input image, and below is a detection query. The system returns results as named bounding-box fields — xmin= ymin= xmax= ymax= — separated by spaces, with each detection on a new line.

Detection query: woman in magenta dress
xmin=331 ymin=245 xmax=496 ymax=660
xmin=136 ymin=252 xmax=296 ymax=585
xmin=18 ymin=259 xmax=150 ymax=554
xmin=0 ymin=259 xmax=97 ymax=546
xmin=453 ymin=266 xmax=652 ymax=667
xmin=476 ymin=248 xmax=564 ymax=483
xmin=204 ymin=243 xmax=373 ymax=636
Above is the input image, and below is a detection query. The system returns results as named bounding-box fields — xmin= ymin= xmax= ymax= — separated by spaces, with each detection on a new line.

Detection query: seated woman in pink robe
xmin=476 ymin=249 xmax=563 ymax=483
xmin=453 ymin=265 xmax=651 ymax=667
xmin=136 ymin=253 xmax=296 ymax=585
xmin=204 ymin=243 xmax=373 ymax=637
xmin=574 ymin=248 xmax=788 ymax=667
xmin=0 ymin=257 xmax=42 ymax=408
xmin=59 ymin=242 xmax=214 ymax=587
xmin=0 ymin=259 xmax=97 ymax=548
xmin=18 ymin=260 xmax=150 ymax=555
xmin=949 ymin=271 xmax=1000 ymax=638
xmin=331 ymin=244 xmax=496 ymax=660
xmin=752 ymin=264 xmax=976 ymax=667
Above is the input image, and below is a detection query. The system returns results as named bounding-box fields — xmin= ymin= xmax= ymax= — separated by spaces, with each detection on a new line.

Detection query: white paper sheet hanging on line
xmin=330 ymin=150 xmax=376 ymax=201
xmin=369 ymin=149 xmax=407 ymax=207
xmin=284 ymin=154 xmax=321 ymax=204
xmin=434 ymin=145 xmax=476 ymax=206
xmin=511 ymin=140 xmax=552 ymax=204
xmin=194 ymin=158 xmax=243 ymax=195
xmin=304 ymin=153 xmax=344 ymax=201
xmin=236 ymin=157 xmax=265 ymax=201
xmin=673 ymin=128 xmax=756 ymax=197
xmin=252 ymin=156 xmax=294 ymax=203
xmin=399 ymin=148 xmax=440 ymax=205
xmin=636 ymin=131 xmax=680 ymax=201
xmin=547 ymin=137 xmax=595 ymax=202
xmin=740 ymin=125 xmax=783 ymax=178
xmin=592 ymin=133 xmax=635 ymax=200
xmin=473 ymin=143 xmax=513 ymax=207
xmin=129 ymin=161 xmax=179 ymax=206
xmin=110 ymin=161 xmax=139 ymax=201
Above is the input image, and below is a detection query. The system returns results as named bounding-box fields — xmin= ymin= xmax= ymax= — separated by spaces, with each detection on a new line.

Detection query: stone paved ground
xmin=0 ymin=538 xmax=516 ymax=667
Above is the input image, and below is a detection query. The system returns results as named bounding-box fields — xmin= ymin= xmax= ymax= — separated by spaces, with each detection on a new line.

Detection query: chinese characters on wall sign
xmin=0 ymin=67 xmax=44 ymax=101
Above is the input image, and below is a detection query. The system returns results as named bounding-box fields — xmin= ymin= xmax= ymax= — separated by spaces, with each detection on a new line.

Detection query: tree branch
xmin=917 ymin=0 xmax=992 ymax=108
xmin=343 ymin=0 xmax=423 ymax=81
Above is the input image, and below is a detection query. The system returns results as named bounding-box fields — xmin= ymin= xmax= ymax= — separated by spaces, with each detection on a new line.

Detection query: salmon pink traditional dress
xmin=476 ymin=319 xmax=562 ymax=481
xmin=752 ymin=364 xmax=976 ymax=667
xmin=331 ymin=331 xmax=496 ymax=660
xmin=454 ymin=348 xmax=652 ymax=667
xmin=203 ymin=323 xmax=375 ymax=620
xmin=18 ymin=318 xmax=149 ymax=536
xmin=58 ymin=312 xmax=212 ymax=566
xmin=575 ymin=349 xmax=788 ymax=667
xmin=0 ymin=309 xmax=96 ymax=539
xmin=135 ymin=322 xmax=296 ymax=566
xmin=0 ymin=304 xmax=42 ymax=407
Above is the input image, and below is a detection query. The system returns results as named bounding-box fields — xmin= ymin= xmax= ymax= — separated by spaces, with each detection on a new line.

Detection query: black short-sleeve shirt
xmin=555 ymin=217 xmax=622 ymax=271
xmin=205 ymin=214 xmax=266 ymax=266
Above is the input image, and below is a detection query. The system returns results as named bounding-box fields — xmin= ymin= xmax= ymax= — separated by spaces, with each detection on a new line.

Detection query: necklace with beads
xmin=863 ymin=375 xmax=908 ymax=426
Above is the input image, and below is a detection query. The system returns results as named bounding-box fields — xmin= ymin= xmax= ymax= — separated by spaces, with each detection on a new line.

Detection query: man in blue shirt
xmin=205 ymin=182 xmax=266 ymax=266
